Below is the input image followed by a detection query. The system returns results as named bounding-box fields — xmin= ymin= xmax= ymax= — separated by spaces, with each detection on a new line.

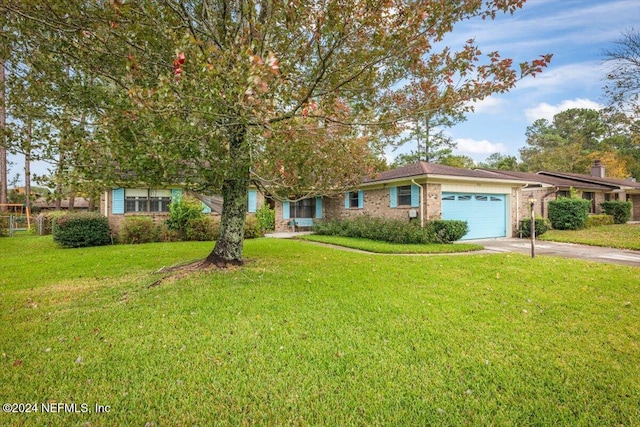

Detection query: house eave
xmin=361 ymin=173 xmax=533 ymax=188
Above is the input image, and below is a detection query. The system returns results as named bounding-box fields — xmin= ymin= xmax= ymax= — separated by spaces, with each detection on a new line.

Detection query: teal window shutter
xmin=171 ymin=189 xmax=183 ymax=202
xmin=282 ymin=201 xmax=290 ymax=219
xmin=112 ymin=188 xmax=124 ymax=214
xmin=411 ymin=184 xmax=420 ymax=208
xmin=390 ymin=187 xmax=397 ymax=208
xmin=358 ymin=190 xmax=364 ymax=209
xmin=248 ymin=190 xmax=257 ymax=213
xmin=344 ymin=192 xmax=350 ymax=209
xmin=316 ymin=197 xmax=323 ymax=219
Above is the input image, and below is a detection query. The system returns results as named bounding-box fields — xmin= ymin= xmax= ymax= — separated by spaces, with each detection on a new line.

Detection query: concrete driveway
xmin=468 ymin=238 xmax=640 ymax=267
xmin=267 ymin=232 xmax=640 ymax=267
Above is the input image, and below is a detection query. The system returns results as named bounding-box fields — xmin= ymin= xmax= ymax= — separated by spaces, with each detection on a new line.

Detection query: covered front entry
xmin=441 ymin=192 xmax=507 ymax=240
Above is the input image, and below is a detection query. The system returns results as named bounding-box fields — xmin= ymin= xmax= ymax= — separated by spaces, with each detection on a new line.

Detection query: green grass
xmin=297 ymin=234 xmax=483 ymax=253
xmin=1 ymin=236 xmax=639 ymax=426
xmin=541 ymin=223 xmax=640 ymax=250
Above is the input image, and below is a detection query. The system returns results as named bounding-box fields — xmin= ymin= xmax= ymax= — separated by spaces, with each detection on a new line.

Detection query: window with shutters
xmin=289 ymin=198 xmax=316 ymax=218
xmin=349 ymin=192 xmax=360 ymax=208
xmin=125 ymin=189 xmax=171 ymax=213
xmin=397 ymin=185 xmax=412 ymax=206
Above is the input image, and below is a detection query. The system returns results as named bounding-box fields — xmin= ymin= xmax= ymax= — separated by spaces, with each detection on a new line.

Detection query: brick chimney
xmin=590 ymin=160 xmax=605 ymax=178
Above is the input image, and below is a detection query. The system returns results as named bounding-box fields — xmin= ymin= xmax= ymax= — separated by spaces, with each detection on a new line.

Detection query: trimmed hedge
xmin=244 ymin=216 xmax=264 ymax=239
xmin=586 ymin=214 xmax=614 ymax=228
xmin=53 ymin=212 xmax=111 ymax=248
xmin=519 ymin=217 xmax=551 ymax=238
xmin=429 ymin=220 xmax=469 ymax=243
xmin=600 ymin=201 xmax=632 ymax=224
xmin=120 ymin=216 xmax=159 ymax=244
xmin=548 ymin=198 xmax=591 ymax=230
xmin=313 ymin=216 xmax=467 ymax=244
xmin=185 ymin=216 xmax=220 ymax=241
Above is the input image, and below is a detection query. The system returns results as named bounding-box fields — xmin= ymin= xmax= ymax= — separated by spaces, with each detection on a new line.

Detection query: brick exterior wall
xmin=101 ymin=190 xmax=222 ymax=236
xmin=323 ymin=184 xmax=443 ymax=224
xmin=631 ymin=194 xmax=640 ymax=221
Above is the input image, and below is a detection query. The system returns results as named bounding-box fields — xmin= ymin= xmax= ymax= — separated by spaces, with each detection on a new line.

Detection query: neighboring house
xmin=33 ymin=197 xmax=91 ymax=211
xmin=101 ymin=187 xmax=265 ymax=234
xmin=273 ymin=162 xmax=536 ymax=240
xmin=480 ymin=160 xmax=640 ymax=221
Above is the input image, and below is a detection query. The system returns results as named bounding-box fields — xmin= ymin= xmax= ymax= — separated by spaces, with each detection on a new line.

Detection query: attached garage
xmin=442 ymin=192 xmax=507 ymax=240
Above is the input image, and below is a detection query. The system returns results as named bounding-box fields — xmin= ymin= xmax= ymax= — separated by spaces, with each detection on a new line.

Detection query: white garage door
xmin=441 ymin=192 xmax=507 ymax=240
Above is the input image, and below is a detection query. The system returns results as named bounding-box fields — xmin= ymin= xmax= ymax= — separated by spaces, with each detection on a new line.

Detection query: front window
xmin=397 ymin=185 xmax=412 ymax=206
xmin=125 ymin=189 xmax=171 ymax=213
xmin=125 ymin=189 xmax=149 ymax=212
xmin=149 ymin=190 xmax=172 ymax=212
xmin=290 ymin=198 xmax=316 ymax=218
xmin=349 ymin=192 xmax=359 ymax=208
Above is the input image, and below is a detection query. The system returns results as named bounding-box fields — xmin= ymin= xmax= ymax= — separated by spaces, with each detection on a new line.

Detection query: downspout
xmin=411 ymin=179 xmax=424 ymax=228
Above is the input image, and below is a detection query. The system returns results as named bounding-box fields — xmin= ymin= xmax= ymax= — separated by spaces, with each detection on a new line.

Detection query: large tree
xmin=602 ymin=28 xmax=640 ymax=178
xmin=520 ymin=108 xmax=636 ymax=178
xmin=2 ymin=0 xmax=551 ymax=265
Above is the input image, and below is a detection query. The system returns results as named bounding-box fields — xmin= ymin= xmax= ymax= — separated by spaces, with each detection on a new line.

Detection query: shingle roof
xmin=538 ymin=171 xmax=640 ymax=190
xmin=365 ymin=162 xmax=531 ymax=183
xmin=478 ymin=169 xmax=615 ymax=191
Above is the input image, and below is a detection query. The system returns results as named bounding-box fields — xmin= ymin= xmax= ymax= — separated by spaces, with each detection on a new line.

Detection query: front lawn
xmin=541 ymin=223 xmax=640 ymax=250
xmin=1 ymin=236 xmax=638 ymax=426
xmin=297 ymin=234 xmax=483 ymax=253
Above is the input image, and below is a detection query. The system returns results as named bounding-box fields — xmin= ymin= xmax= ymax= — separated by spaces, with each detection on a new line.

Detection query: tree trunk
xmin=206 ymin=124 xmax=250 ymax=267
xmin=0 ymin=60 xmax=7 ymax=210
xmin=24 ymin=120 xmax=31 ymax=212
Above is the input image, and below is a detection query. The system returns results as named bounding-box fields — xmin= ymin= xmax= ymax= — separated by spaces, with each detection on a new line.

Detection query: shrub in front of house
xmin=244 ymin=215 xmax=264 ymax=239
xmin=519 ymin=217 xmax=551 ymax=238
xmin=427 ymin=220 xmax=469 ymax=243
xmin=585 ymin=214 xmax=614 ymax=228
xmin=120 ymin=216 xmax=160 ymax=244
xmin=547 ymin=198 xmax=591 ymax=230
xmin=53 ymin=212 xmax=111 ymax=248
xmin=600 ymin=201 xmax=632 ymax=224
xmin=186 ymin=216 xmax=220 ymax=241
xmin=255 ymin=204 xmax=275 ymax=233
xmin=166 ymin=194 xmax=206 ymax=239
xmin=158 ymin=224 xmax=181 ymax=242
xmin=313 ymin=216 xmax=467 ymax=244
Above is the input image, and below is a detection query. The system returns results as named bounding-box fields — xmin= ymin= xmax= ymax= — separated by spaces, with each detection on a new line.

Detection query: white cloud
xmin=454 ymin=138 xmax=507 ymax=162
xmin=468 ymin=97 xmax=507 ymax=114
xmin=524 ymin=98 xmax=604 ymax=123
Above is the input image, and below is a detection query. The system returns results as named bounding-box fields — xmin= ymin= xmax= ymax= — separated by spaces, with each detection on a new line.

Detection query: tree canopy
xmin=519 ymin=108 xmax=636 ymax=178
xmin=1 ymin=0 xmax=551 ymax=263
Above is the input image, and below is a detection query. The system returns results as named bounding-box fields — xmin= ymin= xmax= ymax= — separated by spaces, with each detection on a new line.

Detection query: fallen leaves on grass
xmin=148 ymin=259 xmax=243 ymax=287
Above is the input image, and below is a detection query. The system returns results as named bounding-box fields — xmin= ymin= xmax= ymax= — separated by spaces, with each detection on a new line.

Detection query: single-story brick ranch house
xmin=100 ymin=160 xmax=640 ymax=240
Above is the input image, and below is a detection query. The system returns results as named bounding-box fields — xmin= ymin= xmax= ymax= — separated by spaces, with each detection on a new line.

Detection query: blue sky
xmin=7 ymin=0 xmax=640 ymax=186
xmin=423 ymin=0 xmax=640 ymax=164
